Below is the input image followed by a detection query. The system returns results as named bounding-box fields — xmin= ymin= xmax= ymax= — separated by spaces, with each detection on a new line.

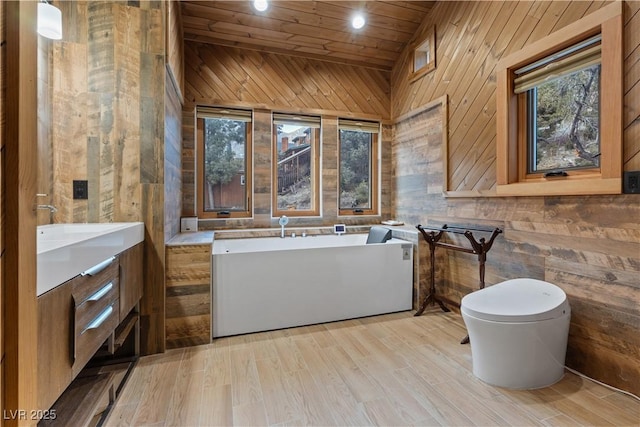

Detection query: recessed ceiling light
xmin=352 ymin=13 xmax=365 ymax=30
xmin=254 ymin=0 xmax=268 ymax=12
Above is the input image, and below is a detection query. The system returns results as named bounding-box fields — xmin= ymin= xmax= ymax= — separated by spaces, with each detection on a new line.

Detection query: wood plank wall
xmin=165 ymin=68 xmax=182 ymax=242
xmin=182 ymin=42 xmax=392 ymax=228
xmin=391 ymin=1 xmax=640 ymax=396
xmin=165 ymin=244 xmax=211 ymax=349
xmin=164 ymin=0 xmax=184 ymax=242
xmin=37 ymin=35 xmax=53 ymax=226
xmin=4 ymin=2 xmax=38 ymax=424
xmin=0 ymin=1 xmax=5 ymax=422
xmin=40 ymin=1 xmax=167 ymax=355
xmin=167 ymin=0 xmax=184 ymax=101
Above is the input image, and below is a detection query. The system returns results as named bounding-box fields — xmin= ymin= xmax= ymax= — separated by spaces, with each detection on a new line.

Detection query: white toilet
xmin=461 ymin=278 xmax=571 ymax=389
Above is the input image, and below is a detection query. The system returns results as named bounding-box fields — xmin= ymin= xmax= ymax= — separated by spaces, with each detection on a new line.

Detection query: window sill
xmin=443 ymin=189 xmax=499 ymax=198
xmin=496 ymin=177 xmax=621 ymax=197
xmin=337 ymin=213 xmax=381 ymax=219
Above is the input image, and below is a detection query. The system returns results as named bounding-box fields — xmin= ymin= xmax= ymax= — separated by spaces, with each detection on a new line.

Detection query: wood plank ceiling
xmin=180 ymin=1 xmax=436 ymax=70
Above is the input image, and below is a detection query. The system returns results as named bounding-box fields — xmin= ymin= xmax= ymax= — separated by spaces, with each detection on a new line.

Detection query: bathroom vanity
xmin=36 ymin=223 xmax=144 ymax=424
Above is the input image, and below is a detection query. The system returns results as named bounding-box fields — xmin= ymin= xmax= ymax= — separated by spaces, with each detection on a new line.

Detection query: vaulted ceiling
xmin=180 ymin=1 xmax=436 ymax=71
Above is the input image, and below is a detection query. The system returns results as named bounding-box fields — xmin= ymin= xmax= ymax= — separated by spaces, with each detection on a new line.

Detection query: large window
xmin=496 ymin=2 xmax=622 ymax=196
xmin=197 ymin=107 xmax=252 ymax=218
xmin=338 ymin=119 xmax=379 ymax=215
xmin=272 ymin=114 xmax=320 ymax=216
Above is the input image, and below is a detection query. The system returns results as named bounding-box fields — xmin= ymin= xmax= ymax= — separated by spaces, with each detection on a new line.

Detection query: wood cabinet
xmin=37 ymin=243 xmax=143 ymax=415
xmin=71 ymin=258 xmax=120 ymax=378
xmin=37 ymin=281 xmax=73 ymax=411
xmin=119 ymin=242 xmax=143 ymax=322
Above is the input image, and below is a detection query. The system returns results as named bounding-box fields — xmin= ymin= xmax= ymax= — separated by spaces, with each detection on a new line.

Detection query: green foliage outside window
xmin=340 ymin=130 xmax=371 ymax=209
xmin=530 ymin=64 xmax=600 ymax=172
xmin=204 ymin=117 xmax=245 ymax=186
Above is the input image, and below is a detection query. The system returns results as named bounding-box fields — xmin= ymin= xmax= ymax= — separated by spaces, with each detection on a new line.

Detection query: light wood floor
xmin=105 ymin=310 xmax=640 ymax=426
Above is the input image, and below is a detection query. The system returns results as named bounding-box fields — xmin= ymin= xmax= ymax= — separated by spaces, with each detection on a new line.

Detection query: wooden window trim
xmin=338 ymin=131 xmax=380 ymax=217
xmin=496 ymin=2 xmax=622 ymax=196
xmin=271 ymin=122 xmax=321 ymax=218
xmin=196 ymin=116 xmax=253 ymax=219
xmin=409 ymin=25 xmax=436 ymax=83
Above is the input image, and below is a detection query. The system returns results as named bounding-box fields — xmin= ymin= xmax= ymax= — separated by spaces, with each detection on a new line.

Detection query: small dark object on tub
xmin=367 ymin=226 xmax=392 ymax=244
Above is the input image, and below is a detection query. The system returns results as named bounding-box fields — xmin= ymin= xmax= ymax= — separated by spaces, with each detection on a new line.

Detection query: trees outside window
xmin=496 ymin=2 xmax=622 ymax=196
xmin=338 ymin=119 xmax=379 ymax=215
xmin=197 ymin=107 xmax=252 ymax=218
xmin=528 ymin=64 xmax=600 ymax=173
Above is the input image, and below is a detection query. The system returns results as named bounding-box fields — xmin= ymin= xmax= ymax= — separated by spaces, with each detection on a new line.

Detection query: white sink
xmin=37 ymin=222 xmax=144 ymax=296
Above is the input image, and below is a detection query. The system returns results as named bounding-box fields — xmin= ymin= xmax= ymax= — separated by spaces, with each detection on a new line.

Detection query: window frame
xmin=196 ymin=107 xmax=253 ymax=219
xmin=519 ymin=72 xmax=601 ymax=180
xmin=409 ymin=25 xmax=436 ymax=83
xmin=496 ymin=2 xmax=622 ymax=196
xmin=337 ymin=119 xmax=380 ymax=217
xmin=271 ymin=113 xmax=321 ymax=218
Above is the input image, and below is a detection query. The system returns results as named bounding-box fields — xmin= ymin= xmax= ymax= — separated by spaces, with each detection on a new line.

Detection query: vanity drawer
xmin=72 ymin=257 xmax=120 ymax=305
xmin=73 ymin=300 xmax=120 ymax=377
xmin=74 ymin=277 xmax=119 ymax=337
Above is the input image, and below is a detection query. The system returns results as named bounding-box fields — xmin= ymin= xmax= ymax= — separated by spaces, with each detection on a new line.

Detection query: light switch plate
xmin=73 ymin=180 xmax=88 ymax=199
xmin=623 ymin=171 xmax=640 ymax=194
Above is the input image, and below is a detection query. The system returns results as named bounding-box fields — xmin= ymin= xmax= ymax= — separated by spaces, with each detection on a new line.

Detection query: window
xmin=516 ymin=36 xmax=601 ymax=175
xmin=338 ymin=119 xmax=379 ymax=215
xmin=272 ymin=114 xmax=320 ymax=216
xmin=496 ymin=2 xmax=622 ymax=196
xmin=196 ymin=107 xmax=252 ymax=218
xmin=409 ymin=26 xmax=435 ymax=82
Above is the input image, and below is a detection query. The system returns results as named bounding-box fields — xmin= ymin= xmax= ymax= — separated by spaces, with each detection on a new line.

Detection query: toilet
xmin=461 ymin=278 xmax=571 ymax=389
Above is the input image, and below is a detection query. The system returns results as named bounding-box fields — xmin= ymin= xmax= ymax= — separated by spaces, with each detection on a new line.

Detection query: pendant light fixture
xmin=38 ymin=1 xmax=63 ymax=40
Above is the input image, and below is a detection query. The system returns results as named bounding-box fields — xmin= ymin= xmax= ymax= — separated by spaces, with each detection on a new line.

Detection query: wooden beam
xmin=4 ymin=1 xmax=38 ymax=425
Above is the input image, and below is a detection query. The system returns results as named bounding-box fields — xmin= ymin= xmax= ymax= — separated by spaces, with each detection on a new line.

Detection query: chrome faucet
xmin=278 ymin=215 xmax=289 ymax=238
xmin=37 ymin=204 xmax=58 ymax=213
xmin=36 ymin=194 xmax=57 ymax=213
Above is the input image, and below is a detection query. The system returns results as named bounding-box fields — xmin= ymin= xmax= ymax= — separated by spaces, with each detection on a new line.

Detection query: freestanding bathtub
xmin=212 ymin=234 xmax=414 ymax=337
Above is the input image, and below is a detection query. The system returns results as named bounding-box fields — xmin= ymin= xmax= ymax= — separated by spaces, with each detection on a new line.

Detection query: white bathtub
xmin=212 ymin=234 xmax=414 ymax=337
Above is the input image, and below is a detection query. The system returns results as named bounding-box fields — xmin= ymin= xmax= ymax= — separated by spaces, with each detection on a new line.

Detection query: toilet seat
xmin=461 ymin=278 xmax=568 ymax=322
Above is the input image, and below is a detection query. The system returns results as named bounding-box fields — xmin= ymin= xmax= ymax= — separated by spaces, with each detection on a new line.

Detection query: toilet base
xmin=462 ymin=310 xmax=570 ymax=389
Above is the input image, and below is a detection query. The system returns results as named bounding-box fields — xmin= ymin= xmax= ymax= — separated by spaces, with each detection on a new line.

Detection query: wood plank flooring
xmin=105 ymin=310 xmax=640 ymax=426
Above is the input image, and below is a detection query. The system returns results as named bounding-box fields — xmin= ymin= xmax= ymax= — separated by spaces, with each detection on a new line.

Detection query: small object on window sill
xmin=353 ymin=209 xmax=364 ymax=214
xmin=381 ymin=220 xmax=404 ymax=226
xmin=543 ymin=170 xmax=568 ymax=178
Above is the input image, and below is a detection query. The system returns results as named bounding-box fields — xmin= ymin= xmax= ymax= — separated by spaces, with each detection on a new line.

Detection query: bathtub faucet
xmin=278 ymin=215 xmax=289 ymax=238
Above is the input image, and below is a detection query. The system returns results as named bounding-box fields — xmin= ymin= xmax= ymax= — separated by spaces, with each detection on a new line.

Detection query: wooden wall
xmin=3 ymin=2 xmax=39 ymax=424
xmin=165 ymin=67 xmax=182 ymax=242
xmin=391 ymin=1 xmax=640 ymax=396
xmin=165 ymin=244 xmax=211 ymax=349
xmin=164 ymin=0 xmax=183 ymax=242
xmin=37 ymin=34 xmax=53 ymax=226
xmin=41 ymin=1 xmax=167 ymax=355
xmin=0 ymin=1 xmax=5 ymax=422
xmin=167 ymin=0 xmax=184 ymax=101
xmin=182 ymin=42 xmax=392 ymax=228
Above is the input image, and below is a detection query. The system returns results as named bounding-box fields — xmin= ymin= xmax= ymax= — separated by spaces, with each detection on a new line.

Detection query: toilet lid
xmin=461 ymin=278 xmax=569 ymax=322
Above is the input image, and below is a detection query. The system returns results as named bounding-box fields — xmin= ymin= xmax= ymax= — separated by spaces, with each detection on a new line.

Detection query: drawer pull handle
xmin=82 ymin=257 xmax=116 ymax=277
xmin=82 ymin=305 xmax=113 ymax=334
xmin=87 ymin=282 xmax=113 ymax=302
